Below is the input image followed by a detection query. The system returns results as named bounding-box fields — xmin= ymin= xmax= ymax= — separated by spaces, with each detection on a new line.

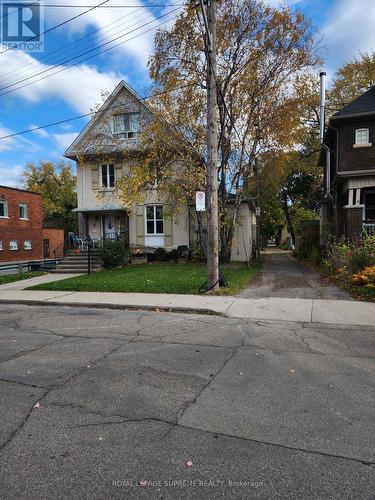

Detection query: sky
xmin=1 ymin=0 xmax=375 ymax=187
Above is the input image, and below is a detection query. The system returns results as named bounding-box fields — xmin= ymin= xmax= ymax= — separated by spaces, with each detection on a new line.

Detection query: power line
xmin=0 ymin=0 xmax=110 ymax=55
xmin=0 ymin=9 xmax=180 ymax=96
xmin=0 ymin=4 xmax=161 ymax=86
xmin=0 ymin=0 xmax=164 ymax=83
xmin=0 ymin=82 xmax=196 ymax=140
xmin=36 ymin=3 xmax=182 ymax=7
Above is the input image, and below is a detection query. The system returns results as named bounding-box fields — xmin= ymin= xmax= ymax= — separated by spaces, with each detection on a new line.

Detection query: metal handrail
xmin=52 ymin=233 xmax=83 ymax=266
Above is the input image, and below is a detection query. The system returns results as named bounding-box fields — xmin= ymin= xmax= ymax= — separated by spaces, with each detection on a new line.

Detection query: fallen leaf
xmin=33 ymin=402 xmax=40 ymax=409
xmin=289 ymin=369 xmax=295 ymax=374
xmin=240 ymin=372 xmax=244 ymax=377
xmin=186 ymin=460 xmax=193 ymax=467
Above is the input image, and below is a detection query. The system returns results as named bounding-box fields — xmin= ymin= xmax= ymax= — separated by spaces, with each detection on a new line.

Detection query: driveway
xmin=240 ymin=248 xmax=351 ymax=299
xmin=0 ymin=304 xmax=374 ymax=499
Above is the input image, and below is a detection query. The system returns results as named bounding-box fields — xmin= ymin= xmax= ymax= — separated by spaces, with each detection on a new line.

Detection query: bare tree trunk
xmin=282 ymin=192 xmax=295 ymax=245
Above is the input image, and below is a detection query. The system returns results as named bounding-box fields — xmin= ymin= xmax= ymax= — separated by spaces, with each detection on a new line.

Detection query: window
xmin=355 ymin=128 xmax=370 ymax=145
xmin=0 ymin=240 xmax=2 ymax=251
xmin=0 ymin=199 xmax=8 ymax=217
xmin=146 ymin=205 xmax=164 ymax=235
xmin=113 ymin=113 xmax=140 ymax=137
xmin=9 ymin=240 xmax=18 ymax=251
xmin=19 ymin=203 xmax=28 ymax=219
xmin=24 ymin=240 xmax=32 ymax=250
xmin=101 ymin=164 xmax=115 ymax=188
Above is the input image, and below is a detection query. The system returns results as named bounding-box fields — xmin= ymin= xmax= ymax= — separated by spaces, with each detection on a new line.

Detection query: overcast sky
xmin=1 ymin=0 xmax=374 ymax=187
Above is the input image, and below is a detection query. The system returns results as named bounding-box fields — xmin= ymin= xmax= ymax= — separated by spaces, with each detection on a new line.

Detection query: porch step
xmin=49 ymin=269 xmax=90 ymax=274
xmin=52 ymin=250 xmax=102 ymax=274
xmin=57 ymin=261 xmax=101 ymax=267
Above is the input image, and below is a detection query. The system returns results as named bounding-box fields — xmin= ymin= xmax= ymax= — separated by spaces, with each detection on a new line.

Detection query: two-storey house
xmin=320 ymin=86 xmax=375 ymax=239
xmin=65 ymin=81 xmax=256 ymax=262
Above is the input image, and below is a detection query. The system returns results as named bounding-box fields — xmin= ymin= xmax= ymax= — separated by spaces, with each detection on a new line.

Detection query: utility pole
xmin=200 ymin=0 xmax=219 ymax=290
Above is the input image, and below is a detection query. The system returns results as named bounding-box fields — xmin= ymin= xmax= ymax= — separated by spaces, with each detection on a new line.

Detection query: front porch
xmin=340 ymin=181 xmax=375 ymax=238
xmin=75 ymin=203 xmax=129 ymax=245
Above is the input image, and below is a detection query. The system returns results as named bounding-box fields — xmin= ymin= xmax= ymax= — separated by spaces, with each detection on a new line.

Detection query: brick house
xmin=320 ymin=86 xmax=375 ymax=239
xmin=0 ymin=185 xmax=64 ymax=264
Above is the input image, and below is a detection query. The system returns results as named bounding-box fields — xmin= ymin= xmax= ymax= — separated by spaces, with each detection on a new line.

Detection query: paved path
xmin=0 ymin=273 xmax=82 ymax=290
xmin=0 ymin=304 xmax=374 ymax=499
xmin=240 ymin=249 xmax=350 ymax=300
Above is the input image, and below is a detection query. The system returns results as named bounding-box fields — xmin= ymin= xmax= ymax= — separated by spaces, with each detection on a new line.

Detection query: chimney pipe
xmin=319 ymin=71 xmax=326 ymax=143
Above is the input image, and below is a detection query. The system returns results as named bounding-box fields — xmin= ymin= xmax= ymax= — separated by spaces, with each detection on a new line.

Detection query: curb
xmin=0 ymin=298 xmax=222 ymax=317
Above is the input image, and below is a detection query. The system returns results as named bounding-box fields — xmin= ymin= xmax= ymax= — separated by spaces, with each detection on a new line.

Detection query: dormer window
xmin=354 ymin=128 xmax=371 ymax=147
xmin=113 ymin=113 xmax=140 ymax=137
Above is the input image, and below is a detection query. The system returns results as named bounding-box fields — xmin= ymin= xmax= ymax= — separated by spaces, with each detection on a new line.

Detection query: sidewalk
xmin=0 ymin=285 xmax=374 ymax=327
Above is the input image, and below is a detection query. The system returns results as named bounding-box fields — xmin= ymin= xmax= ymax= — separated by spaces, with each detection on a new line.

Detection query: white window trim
xmin=24 ymin=240 xmax=32 ymax=250
xmin=354 ymin=128 xmax=372 ymax=148
xmin=0 ymin=240 xmax=3 ymax=251
xmin=19 ymin=203 xmax=28 ymax=220
xmin=0 ymin=199 xmax=8 ymax=218
xmin=100 ymin=164 xmax=115 ymax=189
xmin=9 ymin=240 xmax=18 ymax=251
xmin=145 ymin=204 xmax=164 ymax=236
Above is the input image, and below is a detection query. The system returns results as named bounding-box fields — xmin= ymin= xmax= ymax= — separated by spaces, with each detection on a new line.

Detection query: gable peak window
xmin=101 ymin=164 xmax=115 ymax=188
xmin=113 ymin=112 xmax=140 ymax=137
xmin=19 ymin=203 xmax=28 ymax=219
xmin=355 ymin=128 xmax=370 ymax=146
xmin=0 ymin=199 xmax=8 ymax=218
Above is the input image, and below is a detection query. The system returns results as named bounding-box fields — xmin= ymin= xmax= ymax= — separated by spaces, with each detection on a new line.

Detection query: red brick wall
xmin=42 ymin=228 xmax=65 ymax=258
xmin=0 ymin=186 xmax=43 ymax=262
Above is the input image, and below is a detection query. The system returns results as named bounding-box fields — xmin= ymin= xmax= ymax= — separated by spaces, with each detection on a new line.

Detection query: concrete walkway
xmin=240 ymin=248 xmax=350 ymax=300
xmin=0 ymin=287 xmax=374 ymax=327
xmin=0 ymin=273 xmax=82 ymax=290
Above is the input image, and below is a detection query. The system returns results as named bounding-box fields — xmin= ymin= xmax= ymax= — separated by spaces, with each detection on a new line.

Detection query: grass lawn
xmin=0 ymin=271 xmax=45 ymax=285
xmin=28 ymin=261 xmax=263 ymax=295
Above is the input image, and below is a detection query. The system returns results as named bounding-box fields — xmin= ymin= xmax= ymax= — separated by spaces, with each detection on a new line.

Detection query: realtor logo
xmin=1 ymin=1 xmax=44 ymax=51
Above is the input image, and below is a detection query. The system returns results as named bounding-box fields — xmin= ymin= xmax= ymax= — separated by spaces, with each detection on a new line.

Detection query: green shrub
xmin=100 ymin=241 xmax=127 ymax=269
xmin=167 ymin=249 xmax=179 ymax=261
xmin=322 ymin=235 xmax=375 ymax=275
xmin=310 ymin=245 xmax=321 ymax=266
xmin=154 ymin=247 xmax=167 ymax=261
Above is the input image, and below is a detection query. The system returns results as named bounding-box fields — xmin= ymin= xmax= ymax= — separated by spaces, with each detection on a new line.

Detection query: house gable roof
xmin=64 ymin=80 xmax=153 ymax=160
xmin=332 ymin=86 xmax=375 ymax=120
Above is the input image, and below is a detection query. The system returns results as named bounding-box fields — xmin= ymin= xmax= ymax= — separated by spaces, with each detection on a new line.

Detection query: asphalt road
xmin=240 ymin=249 xmax=351 ymax=300
xmin=0 ymin=304 xmax=374 ymax=499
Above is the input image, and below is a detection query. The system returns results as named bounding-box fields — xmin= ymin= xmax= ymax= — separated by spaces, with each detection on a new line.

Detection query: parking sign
xmin=196 ymin=191 xmax=206 ymax=212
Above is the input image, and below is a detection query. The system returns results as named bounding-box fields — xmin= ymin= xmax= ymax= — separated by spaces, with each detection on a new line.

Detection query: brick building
xmin=0 ymin=185 xmax=64 ymax=264
xmin=320 ymin=85 xmax=375 ymax=240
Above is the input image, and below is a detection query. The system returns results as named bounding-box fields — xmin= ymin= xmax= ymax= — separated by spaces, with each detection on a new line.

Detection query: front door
xmin=104 ymin=215 xmax=117 ymax=240
xmin=43 ymin=239 xmax=50 ymax=258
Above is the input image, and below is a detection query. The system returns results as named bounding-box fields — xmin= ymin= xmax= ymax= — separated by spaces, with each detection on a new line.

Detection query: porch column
xmin=346 ymin=207 xmax=363 ymax=239
xmin=83 ymin=213 xmax=89 ymax=237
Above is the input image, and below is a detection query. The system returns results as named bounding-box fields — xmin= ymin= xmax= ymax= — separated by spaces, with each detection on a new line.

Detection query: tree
xmin=116 ymin=0 xmax=320 ymax=261
xmin=22 ymin=160 xmax=77 ymax=235
xmin=328 ymin=51 xmax=375 ymax=113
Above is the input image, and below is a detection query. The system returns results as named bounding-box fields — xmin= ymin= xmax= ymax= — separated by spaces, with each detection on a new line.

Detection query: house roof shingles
xmin=332 ymin=86 xmax=375 ymax=120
